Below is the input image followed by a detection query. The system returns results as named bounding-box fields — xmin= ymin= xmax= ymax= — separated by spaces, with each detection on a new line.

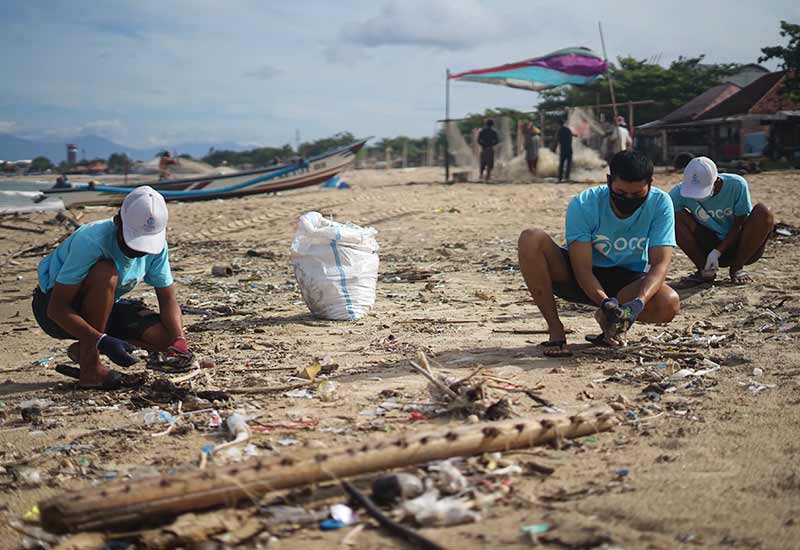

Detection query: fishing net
xmin=445 ymin=109 xmax=608 ymax=183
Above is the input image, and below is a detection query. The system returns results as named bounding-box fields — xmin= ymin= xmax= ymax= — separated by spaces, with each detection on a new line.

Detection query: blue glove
xmin=600 ymin=297 xmax=620 ymax=315
xmin=96 ymin=334 xmax=138 ymax=367
xmin=617 ymin=298 xmax=645 ymax=323
xmin=607 ymin=298 xmax=645 ymax=333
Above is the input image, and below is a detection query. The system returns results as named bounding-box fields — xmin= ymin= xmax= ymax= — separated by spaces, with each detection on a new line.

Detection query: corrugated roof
xmin=698 ymin=72 xmax=787 ymax=119
xmin=661 ymin=83 xmax=741 ymax=123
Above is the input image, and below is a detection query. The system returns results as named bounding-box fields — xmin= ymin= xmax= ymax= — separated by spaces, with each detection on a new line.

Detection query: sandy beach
xmin=1 ymin=167 xmax=799 ymax=549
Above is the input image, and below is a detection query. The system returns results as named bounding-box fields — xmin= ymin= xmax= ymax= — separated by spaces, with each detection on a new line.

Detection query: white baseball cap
xmin=680 ymin=156 xmax=718 ymax=200
xmin=120 ymin=186 xmax=168 ymax=254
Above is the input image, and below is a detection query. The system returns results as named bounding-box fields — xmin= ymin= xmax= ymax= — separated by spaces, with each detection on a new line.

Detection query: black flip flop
xmin=585 ymin=334 xmax=616 ymax=347
xmin=539 ymin=340 xmax=573 ymax=358
xmin=55 ymin=364 xmax=130 ymax=391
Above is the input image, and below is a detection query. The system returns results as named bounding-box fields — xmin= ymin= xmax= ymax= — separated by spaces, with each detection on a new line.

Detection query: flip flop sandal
xmin=685 ymin=271 xmax=715 ymax=284
xmin=731 ymin=270 xmax=752 ymax=285
xmin=585 ymin=334 xmax=616 ymax=347
xmin=55 ymin=364 xmax=134 ymax=391
xmin=146 ymin=352 xmax=195 ymax=374
xmin=539 ymin=340 xmax=573 ymax=358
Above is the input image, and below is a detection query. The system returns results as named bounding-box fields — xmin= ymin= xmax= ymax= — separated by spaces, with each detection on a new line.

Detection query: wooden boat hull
xmin=38 ymin=141 xmax=365 ymax=208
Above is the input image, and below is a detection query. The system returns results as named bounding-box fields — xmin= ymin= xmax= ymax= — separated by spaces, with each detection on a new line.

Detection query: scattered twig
xmin=492 ymin=328 xmax=574 ymax=335
xmin=225 ymin=381 xmax=314 ymax=395
xmin=409 ymin=353 xmax=460 ymax=401
xmin=341 ymin=480 xmax=445 ymax=550
xmin=0 ymin=222 xmax=47 ymax=234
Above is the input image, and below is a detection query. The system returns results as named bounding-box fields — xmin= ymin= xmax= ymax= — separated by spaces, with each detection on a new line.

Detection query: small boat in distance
xmin=35 ymin=140 xmax=366 ymax=208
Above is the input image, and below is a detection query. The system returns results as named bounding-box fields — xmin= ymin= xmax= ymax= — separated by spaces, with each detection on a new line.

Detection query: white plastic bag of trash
xmin=291 ymin=211 xmax=379 ymax=321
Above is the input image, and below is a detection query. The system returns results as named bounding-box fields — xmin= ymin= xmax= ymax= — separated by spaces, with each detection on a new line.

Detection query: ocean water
xmin=0 ymin=179 xmax=64 ymax=213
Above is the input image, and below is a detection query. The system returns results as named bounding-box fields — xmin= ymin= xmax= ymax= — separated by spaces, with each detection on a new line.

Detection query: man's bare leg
xmin=674 ymin=210 xmax=709 ymax=272
xmin=616 ymin=280 xmax=680 ymax=324
xmin=729 ymin=203 xmax=774 ymax=283
xmin=518 ymin=228 xmax=572 ymax=347
xmin=76 ymin=260 xmax=118 ymax=387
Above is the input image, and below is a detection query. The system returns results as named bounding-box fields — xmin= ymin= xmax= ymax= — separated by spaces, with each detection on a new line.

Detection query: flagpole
xmin=445 ymin=68 xmax=451 ymax=183
xmin=598 ymin=22 xmax=619 ymax=122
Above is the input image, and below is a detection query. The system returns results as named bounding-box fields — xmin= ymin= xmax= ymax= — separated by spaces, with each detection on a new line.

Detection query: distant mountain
xmin=0 ymin=133 xmax=253 ymax=163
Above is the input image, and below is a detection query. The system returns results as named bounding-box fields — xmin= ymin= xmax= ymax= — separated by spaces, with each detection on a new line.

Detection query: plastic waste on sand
xmin=291 ymin=211 xmax=379 ymax=321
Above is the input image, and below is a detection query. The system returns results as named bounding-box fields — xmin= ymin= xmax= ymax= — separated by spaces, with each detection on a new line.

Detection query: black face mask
xmin=608 ymin=181 xmax=650 ymax=216
xmin=116 ymin=225 xmax=147 ymax=258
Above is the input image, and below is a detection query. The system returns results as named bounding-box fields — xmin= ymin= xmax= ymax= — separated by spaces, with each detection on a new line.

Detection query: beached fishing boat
xmin=35 ymin=140 xmax=366 ymax=208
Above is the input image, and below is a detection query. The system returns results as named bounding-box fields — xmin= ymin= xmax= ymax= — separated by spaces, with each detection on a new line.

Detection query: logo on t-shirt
xmin=593 ymin=234 xmax=647 ymax=256
xmin=694 ymin=205 xmax=732 ymax=221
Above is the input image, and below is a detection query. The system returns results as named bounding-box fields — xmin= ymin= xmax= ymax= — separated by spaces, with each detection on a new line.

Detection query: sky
xmin=0 ymin=0 xmax=796 ymax=149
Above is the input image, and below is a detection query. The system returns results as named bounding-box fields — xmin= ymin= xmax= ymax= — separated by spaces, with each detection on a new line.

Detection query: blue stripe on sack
xmin=330 ymin=228 xmax=356 ymax=320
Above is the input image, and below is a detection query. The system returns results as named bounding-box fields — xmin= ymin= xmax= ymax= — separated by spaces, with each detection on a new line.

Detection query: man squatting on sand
xmin=518 ymin=150 xmax=680 ymax=356
xmin=31 ymin=186 xmax=190 ymax=389
xmin=669 ymin=155 xmax=774 ymax=285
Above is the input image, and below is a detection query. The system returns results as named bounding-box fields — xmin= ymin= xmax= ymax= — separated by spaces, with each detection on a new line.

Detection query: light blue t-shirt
xmin=565 ymin=185 xmax=676 ymax=272
xmin=37 ymin=219 xmax=173 ymax=301
xmin=668 ymin=173 xmax=752 ymax=240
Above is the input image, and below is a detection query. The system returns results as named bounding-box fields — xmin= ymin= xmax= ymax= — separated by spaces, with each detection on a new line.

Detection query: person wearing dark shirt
xmin=557 ymin=119 xmax=575 ymax=182
xmin=477 ymin=119 xmax=500 ymax=182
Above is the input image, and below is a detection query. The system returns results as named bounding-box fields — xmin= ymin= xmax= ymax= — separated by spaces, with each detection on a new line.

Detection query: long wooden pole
xmin=598 ymin=22 xmax=619 ymax=121
xmin=40 ymin=407 xmax=616 ymax=534
xmin=445 ymin=68 xmax=451 ymax=182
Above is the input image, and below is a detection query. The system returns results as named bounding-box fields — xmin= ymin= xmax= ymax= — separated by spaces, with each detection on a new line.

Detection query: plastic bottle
xmin=318 ymin=380 xmax=339 ymax=402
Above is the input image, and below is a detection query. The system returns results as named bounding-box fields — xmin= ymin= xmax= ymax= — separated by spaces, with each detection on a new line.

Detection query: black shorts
xmin=692 ymin=217 xmax=766 ymax=267
xmin=552 ymin=248 xmax=646 ymax=306
xmin=32 ymin=287 xmax=162 ymax=341
xmin=480 ymin=148 xmax=495 ymax=171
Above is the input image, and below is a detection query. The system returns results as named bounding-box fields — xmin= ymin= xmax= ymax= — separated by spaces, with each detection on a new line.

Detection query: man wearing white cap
xmin=32 ymin=186 xmax=188 ymax=389
xmin=669 ymin=157 xmax=774 ymax=284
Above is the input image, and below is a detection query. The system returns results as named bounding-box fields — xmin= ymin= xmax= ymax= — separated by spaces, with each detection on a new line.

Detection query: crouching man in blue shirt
xmin=669 ymin=156 xmax=774 ymax=285
xmin=518 ymin=150 xmax=680 ymax=356
xmin=32 ymin=186 xmax=189 ymax=389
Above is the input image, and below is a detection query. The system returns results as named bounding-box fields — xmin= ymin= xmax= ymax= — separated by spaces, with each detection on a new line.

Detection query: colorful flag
xmin=449 ymin=47 xmax=607 ymax=91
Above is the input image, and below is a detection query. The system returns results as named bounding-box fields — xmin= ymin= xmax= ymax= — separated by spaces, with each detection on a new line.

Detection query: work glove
xmin=703 ymin=249 xmax=722 ymax=278
xmin=96 ymin=334 xmax=138 ymax=367
xmin=167 ymin=336 xmax=191 ymax=358
xmin=599 ymin=298 xmax=645 ymax=340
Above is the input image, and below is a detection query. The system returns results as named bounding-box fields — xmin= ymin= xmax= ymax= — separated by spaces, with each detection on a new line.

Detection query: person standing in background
xmin=557 ymin=119 xmax=575 ymax=182
xmin=478 ymin=119 xmax=500 ymax=182
xmin=523 ymin=122 xmax=542 ymax=176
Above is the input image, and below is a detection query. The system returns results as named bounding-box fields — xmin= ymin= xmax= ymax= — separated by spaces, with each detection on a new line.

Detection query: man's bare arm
xmin=636 ymin=245 xmax=673 ymax=303
xmin=155 ymin=284 xmax=184 ymax=341
xmin=714 ymin=215 xmax=746 ymax=255
xmin=568 ymin=241 xmax=608 ymax=305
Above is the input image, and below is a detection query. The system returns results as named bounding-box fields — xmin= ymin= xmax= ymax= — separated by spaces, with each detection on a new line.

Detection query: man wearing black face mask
xmin=518 ymin=150 xmax=680 ymax=356
xmin=32 ymin=186 xmax=188 ymax=389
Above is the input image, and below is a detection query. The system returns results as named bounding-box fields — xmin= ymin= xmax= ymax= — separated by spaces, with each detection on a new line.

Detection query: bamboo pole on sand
xmin=40 ymin=406 xmax=616 ymax=534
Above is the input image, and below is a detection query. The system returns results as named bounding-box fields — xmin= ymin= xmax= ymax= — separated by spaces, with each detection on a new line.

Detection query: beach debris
xmin=521 ymin=522 xmax=552 ymax=543
xmin=429 ymin=460 xmax=469 ymax=494
xmin=136 ymin=408 xmax=177 ymax=425
xmin=343 ymin=481 xmax=445 ymax=550
xmin=213 ymin=413 xmax=251 ymax=453
xmin=38 ymin=407 xmax=616 ymax=533
xmin=398 ymin=489 xmax=480 ymax=526
xmin=371 ymin=473 xmax=425 ymax=506
xmin=211 ymin=265 xmax=233 ymax=277
xmin=317 ymin=380 xmax=339 ymax=402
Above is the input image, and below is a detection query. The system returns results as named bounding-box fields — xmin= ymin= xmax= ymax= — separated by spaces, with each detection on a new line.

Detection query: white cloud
xmin=342 ymin=0 xmax=503 ymax=50
xmin=0 ymin=121 xmax=16 ymax=133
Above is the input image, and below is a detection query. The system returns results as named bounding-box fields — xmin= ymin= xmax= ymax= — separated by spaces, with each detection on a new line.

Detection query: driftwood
xmin=39 ymin=406 xmax=616 ymax=534
xmin=0 ymin=222 xmax=47 ymax=234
